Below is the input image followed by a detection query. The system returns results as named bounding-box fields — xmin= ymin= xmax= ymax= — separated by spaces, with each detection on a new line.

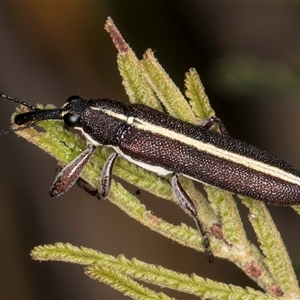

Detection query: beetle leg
xmin=49 ymin=145 xmax=97 ymax=198
xmin=99 ymin=152 xmax=118 ymax=199
xmin=77 ymin=177 xmax=99 ymax=197
xmin=171 ymin=173 xmax=213 ymax=262
xmin=76 ymin=151 xmax=118 ymax=200
xmin=198 ymin=117 xmax=228 ymax=135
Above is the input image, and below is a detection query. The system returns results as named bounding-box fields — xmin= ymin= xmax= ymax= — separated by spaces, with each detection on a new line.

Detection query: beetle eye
xmin=66 ymin=95 xmax=81 ymax=102
xmin=63 ymin=113 xmax=80 ymax=127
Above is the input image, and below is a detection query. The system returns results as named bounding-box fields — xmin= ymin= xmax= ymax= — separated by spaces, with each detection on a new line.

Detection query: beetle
xmin=1 ymin=92 xmax=300 ymax=262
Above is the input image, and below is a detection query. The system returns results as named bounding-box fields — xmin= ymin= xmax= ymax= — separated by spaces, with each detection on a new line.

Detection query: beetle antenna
xmin=0 ymin=121 xmax=40 ymax=136
xmin=0 ymin=92 xmax=41 ymax=136
xmin=0 ymin=92 xmax=37 ymax=110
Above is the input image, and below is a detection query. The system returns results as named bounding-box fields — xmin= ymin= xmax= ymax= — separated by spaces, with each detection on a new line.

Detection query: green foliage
xmin=32 ymin=243 xmax=272 ymax=300
xmin=13 ymin=17 xmax=300 ymax=299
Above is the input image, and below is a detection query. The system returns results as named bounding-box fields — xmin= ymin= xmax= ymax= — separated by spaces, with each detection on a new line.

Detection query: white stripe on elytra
xmin=89 ymin=106 xmax=300 ymax=186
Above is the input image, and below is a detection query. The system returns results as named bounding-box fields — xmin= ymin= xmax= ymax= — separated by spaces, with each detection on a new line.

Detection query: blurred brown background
xmin=1 ymin=2 xmax=300 ymax=299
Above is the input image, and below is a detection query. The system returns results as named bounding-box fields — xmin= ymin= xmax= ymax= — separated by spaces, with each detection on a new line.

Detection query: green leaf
xmin=31 ymin=243 xmax=275 ymax=300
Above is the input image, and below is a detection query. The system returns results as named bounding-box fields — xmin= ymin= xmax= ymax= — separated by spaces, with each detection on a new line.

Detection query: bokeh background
xmin=1 ymin=2 xmax=300 ymax=299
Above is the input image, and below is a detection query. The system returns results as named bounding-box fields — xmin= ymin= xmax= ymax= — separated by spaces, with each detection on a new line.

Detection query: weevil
xmin=2 ymin=92 xmax=300 ymax=262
